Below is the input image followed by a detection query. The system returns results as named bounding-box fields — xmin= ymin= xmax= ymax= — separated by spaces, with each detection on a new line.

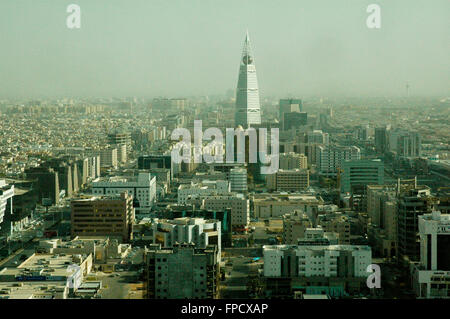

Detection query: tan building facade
xmin=71 ymin=192 xmax=135 ymax=241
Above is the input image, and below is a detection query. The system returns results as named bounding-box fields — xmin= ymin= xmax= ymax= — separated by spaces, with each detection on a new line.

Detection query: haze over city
xmin=0 ymin=0 xmax=449 ymax=98
xmin=0 ymin=0 xmax=449 ymax=306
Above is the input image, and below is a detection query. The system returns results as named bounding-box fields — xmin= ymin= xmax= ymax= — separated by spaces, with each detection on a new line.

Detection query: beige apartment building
xmin=279 ymin=152 xmax=308 ymax=170
xmin=319 ymin=214 xmax=351 ymax=245
xmin=267 ymin=169 xmax=309 ymax=192
xmin=252 ymin=193 xmax=323 ymax=219
xmin=282 ymin=210 xmax=312 ymax=244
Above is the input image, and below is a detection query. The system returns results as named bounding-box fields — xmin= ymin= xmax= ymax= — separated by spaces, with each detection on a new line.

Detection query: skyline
xmin=0 ymin=0 xmax=449 ymax=99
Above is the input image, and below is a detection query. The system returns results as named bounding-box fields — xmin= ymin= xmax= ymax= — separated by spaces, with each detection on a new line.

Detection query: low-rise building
xmin=267 ymin=169 xmax=309 ymax=192
xmin=252 ymin=193 xmax=323 ymax=219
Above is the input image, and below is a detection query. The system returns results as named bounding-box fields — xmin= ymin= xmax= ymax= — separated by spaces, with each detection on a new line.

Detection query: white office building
xmin=411 ymin=210 xmax=450 ymax=298
xmin=92 ymin=172 xmax=156 ymax=215
xmin=151 ymin=217 xmax=221 ymax=259
xmin=263 ymin=244 xmax=372 ymax=278
xmin=316 ymin=145 xmax=361 ymax=177
xmin=177 ymin=180 xmax=230 ymax=205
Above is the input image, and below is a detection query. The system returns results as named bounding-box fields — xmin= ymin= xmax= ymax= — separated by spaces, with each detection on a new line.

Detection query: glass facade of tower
xmin=235 ymin=32 xmax=261 ymax=127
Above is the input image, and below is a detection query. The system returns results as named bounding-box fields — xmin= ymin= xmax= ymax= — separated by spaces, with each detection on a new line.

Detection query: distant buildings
xmin=279 ymin=152 xmax=308 ymax=170
xmin=375 ymin=126 xmax=388 ymax=154
xmin=388 ymin=129 xmax=422 ymax=157
xmin=307 ymin=130 xmax=329 ymax=145
xmin=99 ymin=147 xmax=118 ymax=169
xmin=71 ymin=192 xmax=135 ymax=241
xmin=279 ymin=99 xmax=303 ymax=127
xmin=283 ymin=112 xmax=308 ymax=131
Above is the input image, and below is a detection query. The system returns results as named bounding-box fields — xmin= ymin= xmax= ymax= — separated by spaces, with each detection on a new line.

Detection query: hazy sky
xmin=0 ymin=0 xmax=449 ymax=98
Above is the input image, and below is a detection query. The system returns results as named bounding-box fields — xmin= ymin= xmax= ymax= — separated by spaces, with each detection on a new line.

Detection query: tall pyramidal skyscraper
xmin=235 ymin=31 xmax=261 ymax=127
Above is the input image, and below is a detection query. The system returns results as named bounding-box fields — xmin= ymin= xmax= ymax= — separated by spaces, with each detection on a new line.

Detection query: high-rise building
xmin=387 ymin=129 xmax=421 ymax=157
xmin=107 ymin=131 xmax=131 ymax=152
xmin=397 ymin=187 xmax=434 ymax=261
xmin=279 ymin=99 xmax=304 ymax=130
xmin=279 ymin=99 xmax=302 ymax=120
xmin=99 ymin=147 xmax=118 ymax=169
xmin=230 ymin=168 xmax=247 ymax=192
xmin=199 ymin=194 xmax=250 ymax=233
xmin=340 ymin=159 xmax=384 ymax=194
xmin=235 ymin=31 xmax=261 ymax=127
xmin=397 ymin=131 xmax=422 ymax=157
xmin=411 ymin=210 xmax=450 ymax=298
xmin=283 ymin=112 xmax=308 ymax=131
xmin=25 ymin=166 xmax=60 ymax=205
xmin=144 ymin=243 xmax=220 ymax=299
xmin=318 ymin=214 xmax=351 ymax=245
xmin=375 ymin=127 xmax=388 ymax=154
xmin=0 ymin=180 xmax=14 ymax=231
xmin=316 ymin=145 xmax=361 ymax=177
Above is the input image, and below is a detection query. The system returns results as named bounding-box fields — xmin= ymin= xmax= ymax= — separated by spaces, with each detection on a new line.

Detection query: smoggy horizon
xmin=0 ymin=0 xmax=449 ymax=99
